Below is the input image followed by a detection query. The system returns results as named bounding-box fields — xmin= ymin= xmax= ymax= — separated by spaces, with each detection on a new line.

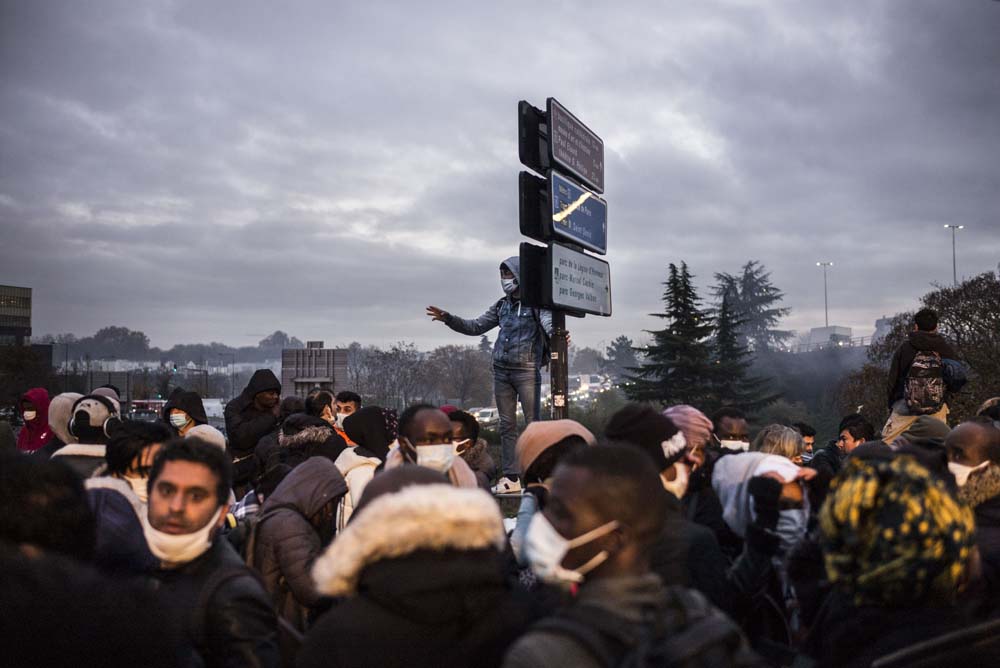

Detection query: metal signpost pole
xmin=551 ymin=311 xmax=568 ymax=419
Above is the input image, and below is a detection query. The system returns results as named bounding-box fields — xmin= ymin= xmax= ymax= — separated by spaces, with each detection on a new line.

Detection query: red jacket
xmin=17 ymin=387 xmax=52 ymax=453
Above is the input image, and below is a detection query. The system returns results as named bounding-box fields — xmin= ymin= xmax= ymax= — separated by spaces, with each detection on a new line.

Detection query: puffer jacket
xmin=250 ymin=457 xmax=348 ymax=631
xmin=443 ymin=256 xmax=553 ymax=370
xmin=276 ymin=414 xmax=348 ymax=469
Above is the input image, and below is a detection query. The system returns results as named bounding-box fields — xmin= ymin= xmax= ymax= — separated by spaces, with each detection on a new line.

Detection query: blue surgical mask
xmin=501 ymin=278 xmax=518 ymax=295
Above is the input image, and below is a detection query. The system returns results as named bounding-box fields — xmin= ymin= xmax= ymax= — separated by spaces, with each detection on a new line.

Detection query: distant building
xmin=873 ymin=316 xmax=893 ymax=342
xmin=281 ymin=341 xmax=348 ymax=397
xmin=806 ymin=325 xmax=853 ymax=348
xmin=0 ymin=284 xmax=32 ymax=345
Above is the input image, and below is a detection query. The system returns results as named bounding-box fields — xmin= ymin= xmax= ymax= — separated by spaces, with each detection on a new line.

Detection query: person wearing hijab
xmin=342 ymin=406 xmax=397 ymax=462
xmin=16 ymin=387 xmax=52 ymax=453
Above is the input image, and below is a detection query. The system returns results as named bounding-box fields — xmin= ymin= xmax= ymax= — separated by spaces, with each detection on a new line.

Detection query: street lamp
xmin=816 ymin=262 xmax=834 ymax=327
xmin=943 ymin=225 xmax=964 ymax=286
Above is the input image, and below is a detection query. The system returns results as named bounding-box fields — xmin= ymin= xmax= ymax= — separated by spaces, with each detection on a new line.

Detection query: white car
xmin=473 ymin=407 xmax=500 ymax=427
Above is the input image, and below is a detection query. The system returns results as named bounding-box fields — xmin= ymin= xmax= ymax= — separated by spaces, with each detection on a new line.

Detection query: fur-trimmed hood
xmin=279 ymin=423 xmax=334 ymax=449
xmin=959 ymin=463 xmax=1000 ymax=509
xmin=311 ymin=483 xmax=505 ymax=597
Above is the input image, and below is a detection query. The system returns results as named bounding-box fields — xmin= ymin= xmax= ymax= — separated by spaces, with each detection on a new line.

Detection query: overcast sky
xmin=2 ymin=1 xmax=998 ymax=353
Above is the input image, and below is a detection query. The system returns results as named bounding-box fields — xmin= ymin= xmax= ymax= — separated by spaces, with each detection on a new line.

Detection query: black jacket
xmin=274 ymin=414 xmax=348 ymax=469
xmin=886 ymin=330 xmax=958 ymax=409
xmin=152 ymin=537 xmax=279 ymax=668
xmin=298 ymin=549 xmax=531 ymax=668
xmin=224 ymin=370 xmax=281 ymax=482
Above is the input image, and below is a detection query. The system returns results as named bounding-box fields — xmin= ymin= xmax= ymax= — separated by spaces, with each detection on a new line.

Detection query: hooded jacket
xmin=250 ymin=457 xmax=348 ymax=630
xmin=443 ymin=256 xmax=553 ymax=370
xmin=959 ymin=463 xmax=1000 ymax=601
xmin=34 ymin=392 xmax=81 ymax=459
xmin=300 ymin=484 xmax=528 ymax=668
xmin=342 ymin=406 xmax=397 ymax=462
xmin=17 ymin=387 xmax=52 ymax=453
xmin=224 ymin=369 xmax=281 ymax=460
xmin=275 ymin=414 xmax=348 ymax=469
xmin=887 ymin=330 xmax=958 ymax=409
xmin=162 ymin=390 xmax=209 ymax=433
xmin=85 ymin=476 xmax=157 ymax=575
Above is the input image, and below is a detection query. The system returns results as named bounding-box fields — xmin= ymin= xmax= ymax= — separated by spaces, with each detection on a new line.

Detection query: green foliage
xmin=624 ymin=263 xmax=715 ymax=406
xmin=571 ymin=388 xmax=629 ymax=437
xmin=713 ymin=261 xmax=792 ymax=352
xmin=708 ymin=291 xmax=779 ymax=413
xmin=602 ymin=335 xmax=638 ymax=380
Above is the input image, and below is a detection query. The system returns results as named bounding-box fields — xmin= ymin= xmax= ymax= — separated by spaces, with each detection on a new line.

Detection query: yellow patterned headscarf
xmin=819 ymin=454 xmax=975 ymax=607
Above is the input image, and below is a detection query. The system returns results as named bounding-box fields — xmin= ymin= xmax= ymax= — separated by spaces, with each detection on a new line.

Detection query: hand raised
xmin=426 ymin=306 xmax=447 ymax=322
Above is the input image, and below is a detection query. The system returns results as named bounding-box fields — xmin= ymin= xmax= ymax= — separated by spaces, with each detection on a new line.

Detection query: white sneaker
xmin=491 ymin=476 xmax=522 ymax=495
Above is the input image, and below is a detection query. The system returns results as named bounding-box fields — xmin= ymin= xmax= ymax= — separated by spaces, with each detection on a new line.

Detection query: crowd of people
xmin=3 ymin=307 xmax=1000 ymax=667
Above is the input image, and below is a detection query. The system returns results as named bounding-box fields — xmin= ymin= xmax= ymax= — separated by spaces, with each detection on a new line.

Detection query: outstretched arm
xmin=427 ymin=304 xmax=500 ymax=336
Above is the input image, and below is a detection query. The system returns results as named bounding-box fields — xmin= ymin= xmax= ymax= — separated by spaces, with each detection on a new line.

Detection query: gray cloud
xmin=1 ymin=0 xmax=998 ymax=353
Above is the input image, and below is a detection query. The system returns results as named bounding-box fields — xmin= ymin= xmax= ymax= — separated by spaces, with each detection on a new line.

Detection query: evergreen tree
xmin=602 ymin=335 xmax=639 ymax=381
xmin=624 ymin=263 xmax=715 ymax=406
xmin=708 ymin=291 xmax=778 ymax=413
xmin=713 ymin=261 xmax=791 ymax=352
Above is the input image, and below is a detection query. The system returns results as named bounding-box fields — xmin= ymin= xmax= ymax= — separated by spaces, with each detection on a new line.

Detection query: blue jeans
xmin=494 ymin=365 xmax=541 ymax=477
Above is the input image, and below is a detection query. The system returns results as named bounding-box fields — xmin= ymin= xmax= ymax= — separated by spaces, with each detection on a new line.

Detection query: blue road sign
xmin=550 ymin=171 xmax=607 ymax=255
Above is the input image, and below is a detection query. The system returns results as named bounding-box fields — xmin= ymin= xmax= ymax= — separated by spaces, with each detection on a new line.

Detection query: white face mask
xmin=23 ymin=410 xmax=37 ymax=422
xmin=452 ymin=438 xmax=471 ymax=455
xmin=169 ymin=413 xmax=189 ymax=429
xmin=524 ymin=513 xmax=619 ymax=586
xmin=124 ymin=475 xmax=149 ymax=504
xmin=335 ymin=413 xmax=346 ymax=429
xmin=948 ymin=461 xmax=990 ymax=487
xmin=501 ymin=278 xmax=518 ymax=295
xmin=142 ymin=506 xmax=223 ymax=567
xmin=415 ymin=443 xmax=455 ymax=474
xmin=720 ymin=439 xmax=749 ymax=452
xmin=661 ymin=462 xmax=690 ymax=499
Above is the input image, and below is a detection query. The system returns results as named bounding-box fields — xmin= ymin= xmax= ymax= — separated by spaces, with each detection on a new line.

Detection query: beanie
xmin=186 ymin=424 xmax=227 ymax=451
xmin=70 ymin=395 xmax=120 ymax=443
xmin=516 ymin=420 xmax=596 ymax=474
xmin=663 ymin=405 xmax=713 ymax=452
xmin=605 ymin=403 xmax=685 ymax=471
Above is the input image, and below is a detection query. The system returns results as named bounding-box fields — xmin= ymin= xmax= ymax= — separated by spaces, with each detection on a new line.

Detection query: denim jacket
xmin=445 ymin=297 xmax=553 ymax=370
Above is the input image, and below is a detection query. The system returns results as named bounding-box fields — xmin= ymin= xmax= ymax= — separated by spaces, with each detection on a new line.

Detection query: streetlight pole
xmin=218 ymin=353 xmax=236 ymax=400
xmin=944 ymin=225 xmax=964 ymax=286
xmin=816 ymin=262 xmax=833 ymax=327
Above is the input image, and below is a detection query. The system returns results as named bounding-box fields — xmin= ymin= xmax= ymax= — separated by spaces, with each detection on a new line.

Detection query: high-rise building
xmin=280 ymin=341 xmax=348 ymax=397
xmin=0 ymin=284 xmax=32 ymax=345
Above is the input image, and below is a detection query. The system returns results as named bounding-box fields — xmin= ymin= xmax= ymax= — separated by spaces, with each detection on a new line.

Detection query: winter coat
xmin=333 ymin=446 xmax=381 ymax=528
xmin=342 ymin=406 xmax=397 ymax=462
xmin=886 ymin=330 xmax=959 ymax=409
xmin=16 ymin=387 xmax=52 ymax=452
xmin=959 ymin=463 xmax=1000 ymax=603
xmin=34 ymin=392 xmax=80 ymax=459
xmin=250 ymin=457 xmax=348 ymax=631
xmin=804 ymin=589 xmax=964 ymax=668
xmin=85 ymin=477 xmax=157 ymax=575
xmin=162 ymin=390 xmax=208 ymax=434
xmin=153 ymin=537 xmax=279 ymax=668
xmin=502 ymin=574 xmax=759 ymax=668
xmin=50 ymin=442 xmax=107 ymax=478
xmin=275 ymin=413 xmax=348 ymax=469
xmin=301 ymin=483 xmax=528 ymax=668
xmin=443 ymin=256 xmax=553 ymax=370
xmin=461 ymin=438 xmax=497 ymax=490
xmin=224 ymin=369 xmax=281 ymax=485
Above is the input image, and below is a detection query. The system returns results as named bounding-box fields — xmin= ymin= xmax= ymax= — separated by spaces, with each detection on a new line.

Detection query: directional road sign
xmin=547 ymin=98 xmax=605 ymax=193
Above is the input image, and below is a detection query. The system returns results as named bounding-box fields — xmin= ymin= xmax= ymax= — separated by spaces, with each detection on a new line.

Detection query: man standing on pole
xmin=427 ymin=256 xmax=562 ymax=494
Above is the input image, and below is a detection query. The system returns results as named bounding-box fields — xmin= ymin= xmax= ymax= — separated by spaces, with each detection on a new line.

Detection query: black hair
xmin=710 ymin=407 xmax=747 ymax=434
xmin=335 ymin=391 xmax=362 ymax=406
xmin=524 ymin=435 xmax=590 ymax=483
xmin=792 ymin=422 xmax=817 ymax=438
xmin=148 ymin=438 xmax=232 ymax=507
xmin=105 ymin=420 xmax=172 ymax=477
xmin=279 ymin=395 xmax=306 ymax=422
xmin=448 ymin=410 xmax=480 ymax=443
xmin=556 ymin=445 xmax=667 ymax=550
xmin=305 ymin=390 xmax=335 ymax=418
xmin=978 ymin=400 xmax=1000 ymax=422
xmin=604 ymin=403 xmax=679 ymax=471
xmin=841 ymin=418 xmax=875 ymax=442
xmin=398 ymin=403 xmax=439 ymax=441
xmin=914 ymin=308 xmax=938 ymax=332
xmin=0 ymin=453 xmax=96 ymax=561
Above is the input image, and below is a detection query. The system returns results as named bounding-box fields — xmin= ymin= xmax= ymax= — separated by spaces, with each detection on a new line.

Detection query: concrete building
xmin=281 ymin=341 xmax=348 ymax=397
xmin=806 ymin=325 xmax=853 ymax=348
xmin=0 ymin=284 xmax=32 ymax=345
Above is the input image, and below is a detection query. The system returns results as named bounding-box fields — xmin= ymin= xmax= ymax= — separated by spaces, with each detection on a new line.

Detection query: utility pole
xmin=944 ymin=225 xmax=964 ymax=286
xmin=816 ymin=262 xmax=833 ymax=327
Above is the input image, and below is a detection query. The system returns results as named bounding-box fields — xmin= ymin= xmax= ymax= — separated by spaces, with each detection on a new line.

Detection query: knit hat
xmin=663 ymin=405 xmax=713 ymax=452
xmin=69 ymin=394 xmax=121 ymax=442
xmin=516 ymin=419 xmax=596 ymax=474
xmin=92 ymin=386 xmax=121 ymax=403
xmin=898 ymin=415 xmax=951 ymax=449
xmin=820 ymin=454 xmax=975 ymax=607
xmin=185 ymin=424 xmax=226 ymax=450
xmin=605 ymin=403 xmax=685 ymax=471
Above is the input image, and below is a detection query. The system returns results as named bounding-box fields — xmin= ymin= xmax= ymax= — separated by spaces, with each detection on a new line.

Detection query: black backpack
xmin=532 ymin=587 xmax=760 ymax=668
xmin=904 ymin=350 xmax=945 ymax=414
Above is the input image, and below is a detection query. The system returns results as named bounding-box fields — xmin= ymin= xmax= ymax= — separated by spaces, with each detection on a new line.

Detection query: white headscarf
xmin=712 ymin=452 xmax=801 ymax=538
